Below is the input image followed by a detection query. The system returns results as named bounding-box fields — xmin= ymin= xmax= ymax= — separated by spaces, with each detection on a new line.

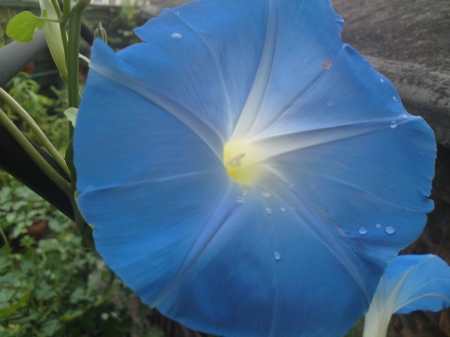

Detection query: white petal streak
xmin=259 ymin=164 xmax=372 ymax=301
xmin=90 ymin=63 xmax=224 ymax=160
xmin=230 ymin=0 xmax=279 ymax=140
xmin=166 ymin=10 xmax=234 ymax=137
xmin=248 ymin=116 xmax=417 ymax=165
xmin=153 ymin=182 xmax=240 ymax=306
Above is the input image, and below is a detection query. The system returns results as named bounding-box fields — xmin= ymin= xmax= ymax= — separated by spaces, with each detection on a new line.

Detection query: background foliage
xmin=0 ymin=72 xmax=164 ymax=336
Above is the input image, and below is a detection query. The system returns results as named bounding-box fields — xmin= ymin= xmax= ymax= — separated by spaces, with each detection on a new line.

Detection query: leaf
xmin=48 ymin=219 xmax=63 ymax=232
xmin=70 ymin=286 xmax=86 ymax=304
xmin=5 ymin=213 xmax=16 ymax=224
xmin=64 ymin=107 xmax=78 ymax=127
xmin=0 ymin=290 xmax=31 ymax=317
xmin=6 ymin=11 xmax=43 ymax=42
xmin=38 ymin=239 xmax=60 ymax=252
xmin=59 ymin=309 xmax=84 ymax=322
xmin=41 ymin=318 xmax=62 ymax=336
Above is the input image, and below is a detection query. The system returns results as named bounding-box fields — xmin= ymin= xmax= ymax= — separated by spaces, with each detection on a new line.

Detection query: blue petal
xmin=74 ymin=0 xmax=436 ymax=336
xmin=363 ymin=255 xmax=450 ymax=337
xmin=388 ymin=255 xmax=450 ymax=314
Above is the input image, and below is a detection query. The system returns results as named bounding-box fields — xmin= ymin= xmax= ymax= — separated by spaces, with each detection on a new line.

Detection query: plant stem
xmin=65 ymin=0 xmax=94 ymax=249
xmin=50 ymin=0 xmax=62 ymax=17
xmin=67 ymin=0 xmax=90 ymax=109
xmin=0 ymin=88 xmax=71 ymax=178
xmin=0 ymin=108 xmax=72 ymax=197
xmin=0 ymin=227 xmax=8 ymax=246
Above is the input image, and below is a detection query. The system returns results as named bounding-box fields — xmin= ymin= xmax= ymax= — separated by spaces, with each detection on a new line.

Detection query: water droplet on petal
xmin=280 ymin=207 xmax=286 ymax=213
xmin=376 ymin=223 xmax=382 ymax=229
xmin=171 ymin=32 xmax=182 ymax=39
xmin=359 ymin=227 xmax=368 ymax=235
xmin=385 ymin=226 xmax=395 ymax=234
xmin=265 ymin=207 xmax=273 ymax=215
xmin=262 ymin=192 xmax=271 ymax=198
xmin=236 ymin=196 xmax=245 ymax=204
xmin=274 ymin=251 xmax=281 ymax=261
xmin=399 ymin=114 xmax=408 ymax=119
xmin=390 ymin=121 xmax=397 ymax=129
xmin=242 ymin=190 xmax=248 ymax=196
xmin=393 ymin=96 xmax=398 ymax=102
xmin=380 ymin=78 xmax=385 ymax=83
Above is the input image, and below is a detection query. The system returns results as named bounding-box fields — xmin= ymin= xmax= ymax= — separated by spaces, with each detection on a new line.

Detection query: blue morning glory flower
xmin=363 ymin=255 xmax=450 ymax=337
xmin=73 ymin=0 xmax=436 ymax=336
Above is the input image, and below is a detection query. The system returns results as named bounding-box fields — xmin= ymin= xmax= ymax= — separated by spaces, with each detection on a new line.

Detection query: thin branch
xmin=0 ymin=87 xmax=71 ymax=178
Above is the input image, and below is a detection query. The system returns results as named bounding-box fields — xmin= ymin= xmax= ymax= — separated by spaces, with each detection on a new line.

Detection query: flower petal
xmin=75 ymin=69 xmax=237 ymax=303
xmin=363 ymin=255 xmax=450 ymax=337
xmin=74 ymin=0 xmax=436 ymax=336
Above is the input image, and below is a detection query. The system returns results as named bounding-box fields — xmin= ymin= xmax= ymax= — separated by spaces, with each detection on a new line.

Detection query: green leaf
xmin=0 ymin=290 xmax=31 ymax=317
xmin=41 ymin=318 xmax=62 ymax=336
xmin=59 ymin=309 xmax=84 ymax=322
xmin=38 ymin=238 xmax=60 ymax=252
xmin=5 ymin=213 xmax=16 ymax=223
xmin=64 ymin=107 xmax=78 ymax=127
xmin=6 ymin=11 xmax=41 ymax=42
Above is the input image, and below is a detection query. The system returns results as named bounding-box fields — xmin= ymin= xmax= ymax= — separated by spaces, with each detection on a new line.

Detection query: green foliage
xmin=102 ymin=3 xmax=140 ymax=51
xmin=0 ymin=72 xmax=69 ymax=153
xmin=0 ymin=8 xmax=17 ymax=48
xmin=0 ymin=172 xmax=164 ymax=337
xmin=344 ymin=317 xmax=364 ymax=337
xmin=6 ymin=11 xmax=45 ymax=43
xmin=0 ymin=75 xmax=163 ymax=336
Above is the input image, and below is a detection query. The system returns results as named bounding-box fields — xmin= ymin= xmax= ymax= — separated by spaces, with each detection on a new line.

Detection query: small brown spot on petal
xmin=321 ymin=60 xmax=332 ymax=69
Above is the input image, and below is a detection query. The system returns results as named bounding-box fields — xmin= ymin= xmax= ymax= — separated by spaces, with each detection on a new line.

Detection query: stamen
xmin=225 ymin=153 xmax=246 ymax=168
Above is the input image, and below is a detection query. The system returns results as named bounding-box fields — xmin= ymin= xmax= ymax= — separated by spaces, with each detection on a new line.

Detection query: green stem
xmin=50 ymin=0 xmax=62 ymax=17
xmin=42 ymin=18 xmax=64 ymax=23
xmin=67 ymin=0 xmax=90 ymax=109
xmin=65 ymin=0 xmax=94 ymax=249
xmin=69 ymin=193 xmax=94 ymax=249
xmin=0 ymin=108 xmax=72 ymax=197
xmin=0 ymin=227 xmax=8 ymax=246
xmin=63 ymin=0 xmax=71 ymax=20
xmin=0 ymin=88 xmax=71 ymax=178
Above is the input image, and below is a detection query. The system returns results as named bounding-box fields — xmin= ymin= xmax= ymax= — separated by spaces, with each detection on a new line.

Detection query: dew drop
xmin=265 ymin=207 xmax=273 ymax=215
xmin=385 ymin=226 xmax=396 ymax=235
xmin=390 ymin=121 xmax=397 ymax=129
xmin=393 ymin=96 xmax=398 ymax=102
xmin=242 ymin=190 xmax=248 ymax=196
xmin=171 ymin=32 xmax=182 ymax=39
xmin=236 ymin=196 xmax=245 ymax=204
xmin=380 ymin=78 xmax=385 ymax=83
xmin=280 ymin=207 xmax=286 ymax=213
xmin=274 ymin=251 xmax=281 ymax=261
xmin=376 ymin=223 xmax=382 ymax=229
xmin=262 ymin=192 xmax=272 ymax=198
xmin=358 ymin=227 xmax=368 ymax=235
xmin=399 ymin=114 xmax=408 ymax=119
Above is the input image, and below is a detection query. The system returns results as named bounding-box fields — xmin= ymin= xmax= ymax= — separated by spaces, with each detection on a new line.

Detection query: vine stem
xmin=0 ymin=88 xmax=71 ymax=178
xmin=65 ymin=0 xmax=95 ymax=249
xmin=0 ymin=227 xmax=8 ymax=246
xmin=67 ymin=0 xmax=90 ymax=110
xmin=0 ymin=108 xmax=72 ymax=197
